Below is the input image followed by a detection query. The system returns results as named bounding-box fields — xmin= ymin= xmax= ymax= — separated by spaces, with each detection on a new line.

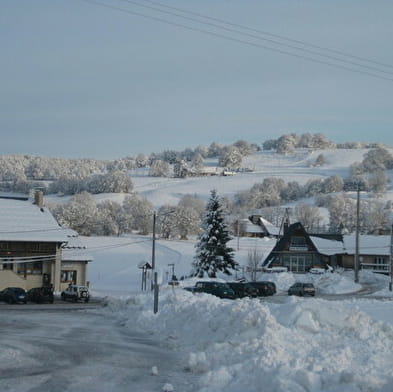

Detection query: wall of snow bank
xmin=105 ymin=289 xmax=393 ymax=392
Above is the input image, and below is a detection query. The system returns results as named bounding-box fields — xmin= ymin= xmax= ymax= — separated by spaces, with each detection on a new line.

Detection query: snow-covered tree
xmin=135 ymin=153 xmax=149 ymax=168
xmin=276 ymin=134 xmax=297 ymax=154
xmin=88 ymin=171 xmax=133 ymax=194
xmin=327 ymin=194 xmax=358 ymax=232
xmin=122 ymin=194 xmax=153 ymax=235
xmin=367 ymin=170 xmax=387 ymax=195
xmin=156 ymin=205 xmax=177 ymax=239
xmin=149 ymin=160 xmax=170 ymax=177
xmin=173 ymin=160 xmax=189 ymax=178
xmin=51 ymin=192 xmax=99 ymax=235
xmin=97 ymin=200 xmax=126 ymax=236
xmin=233 ymin=140 xmax=254 ymax=156
xmin=362 ymin=146 xmax=393 ymax=172
xmin=218 ymin=146 xmax=242 ymax=169
xmin=207 ymin=142 xmax=223 ymax=158
xmin=262 ymin=139 xmax=278 ymax=151
xmin=294 ymin=204 xmax=323 ymax=230
xmin=191 ymin=153 xmax=204 ymax=171
xmin=178 ymin=194 xmax=205 ymax=219
xmin=193 ymin=190 xmax=238 ymax=278
xmin=246 ymin=249 xmax=264 ymax=282
xmin=311 ymin=133 xmax=332 ymax=149
xmin=322 ymin=176 xmax=344 ymax=193
xmin=304 ymin=179 xmax=323 ymax=196
xmin=173 ymin=205 xmax=200 ymax=240
xmin=314 ymin=153 xmax=326 ymax=167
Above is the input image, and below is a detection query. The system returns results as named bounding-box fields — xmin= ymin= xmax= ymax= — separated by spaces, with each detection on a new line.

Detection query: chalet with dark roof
xmin=263 ymin=222 xmax=344 ymax=272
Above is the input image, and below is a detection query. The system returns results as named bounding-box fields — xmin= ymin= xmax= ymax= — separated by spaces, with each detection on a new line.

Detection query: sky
xmin=1 ymin=0 xmax=393 ymax=160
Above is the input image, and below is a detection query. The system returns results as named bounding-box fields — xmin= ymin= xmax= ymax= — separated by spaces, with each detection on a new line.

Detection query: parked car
xmin=227 ymin=282 xmax=259 ymax=298
xmin=288 ymin=282 xmax=315 ymax=297
xmin=0 ymin=287 xmax=27 ymax=304
xmin=309 ymin=268 xmax=326 ymax=274
xmin=263 ymin=267 xmax=288 ymax=273
xmin=61 ymin=284 xmax=90 ymax=303
xmin=184 ymin=281 xmax=236 ymax=299
xmin=27 ymin=287 xmax=54 ymax=304
xmin=249 ymin=281 xmax=276 ymax=296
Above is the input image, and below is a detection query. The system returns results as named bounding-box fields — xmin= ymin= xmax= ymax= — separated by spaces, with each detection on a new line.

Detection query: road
xmin=0 ymin=302 xmax=198 ymax=392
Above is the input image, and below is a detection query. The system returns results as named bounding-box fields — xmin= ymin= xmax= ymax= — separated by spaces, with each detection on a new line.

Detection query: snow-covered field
xmin=82 ymin=234 xmax=393 ymax=392
xmin=130 ymin=148 xmax=393 ymax=207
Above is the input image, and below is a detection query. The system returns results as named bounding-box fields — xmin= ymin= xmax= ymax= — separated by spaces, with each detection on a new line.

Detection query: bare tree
xmin=246 ymin=249 xmax=264 ymax=282
xmin=294 ymin=204 xmax=323 ymax=230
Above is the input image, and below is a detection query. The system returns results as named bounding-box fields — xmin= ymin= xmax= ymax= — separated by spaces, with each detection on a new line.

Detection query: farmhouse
xmin=0 ymin=193 xmax=91 ymax=292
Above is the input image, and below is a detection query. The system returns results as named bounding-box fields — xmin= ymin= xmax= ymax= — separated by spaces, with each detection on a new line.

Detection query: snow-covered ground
xmin=81 ymin=234 xmax=393 ymax=392
xmin=5 ymin=147 xmax=393 ymax=391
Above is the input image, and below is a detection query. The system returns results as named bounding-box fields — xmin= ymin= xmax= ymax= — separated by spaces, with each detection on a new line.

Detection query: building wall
xmin=0 ymin=268 xmax=47 ymax=291
xmin=1 ymin=241 xmax=89 ymax=292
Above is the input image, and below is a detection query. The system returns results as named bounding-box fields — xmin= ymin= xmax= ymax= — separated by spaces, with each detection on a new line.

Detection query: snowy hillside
xmin=131 ymin=148 xmax=392 ymax=207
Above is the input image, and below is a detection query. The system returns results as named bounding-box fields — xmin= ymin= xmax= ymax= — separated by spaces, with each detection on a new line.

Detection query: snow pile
xmin=105 ymin=289 xmax=393 ymax=392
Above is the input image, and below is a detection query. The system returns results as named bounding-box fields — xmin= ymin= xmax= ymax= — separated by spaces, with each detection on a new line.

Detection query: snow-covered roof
xmin=343 ymin=234 xmax=391 ymax=256
xmin=310 ymin=236 xmax=345 ymax=256
xmin=0 ymin=198 xmax=68 ymax=243
xmin=242 ymin=219 xmax=264 ymax=234
xmin=62 ymin=229 xmax=93 ymax=262
xmin=259 ymin=217 xmax=280 ymax=236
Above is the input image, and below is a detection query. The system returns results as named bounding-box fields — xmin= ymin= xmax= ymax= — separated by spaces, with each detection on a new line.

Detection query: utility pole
xmin=151 ymin=211 xmax=156 ymax=290
xmin=354 ymin=183 xmax=360 ymax=283
xmin=389 ymin=224 xmax=393 ymax=291
xmin=237 ymin=219 xmax=240 ymax=251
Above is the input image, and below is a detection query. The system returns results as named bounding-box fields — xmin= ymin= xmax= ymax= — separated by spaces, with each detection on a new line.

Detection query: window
xmin=290 ymin=236 xmax=308 ymax=251
xmin=61 ymin=270 xmax=77 ymax=283
xmin=17 ymin=262 xmax=43 ymax=275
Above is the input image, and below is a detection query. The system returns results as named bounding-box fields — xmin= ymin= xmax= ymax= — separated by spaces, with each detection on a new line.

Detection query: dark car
xmin=184 ymin=281 xmax=236 ymax=299
xmin=288 ymin=282 xmax=315 ymax=297
xmin=27 ymin=287 xmax=54 ymax=304
xmin=249 ymin=281 xmax=276 ymax=296
xmin=0 ymin=287 xmax=27 ymax=304
xmin=227 ymin=282 xmax=259 ymax=298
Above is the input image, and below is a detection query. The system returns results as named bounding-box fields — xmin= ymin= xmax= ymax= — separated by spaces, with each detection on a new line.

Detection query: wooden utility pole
xmin=151 ymin=211 xmax=156 ymax=290
xmin=354 ymin=184 xmax=360 ymax=283
xmin=389 ymin=225 xmax=393 ymax=291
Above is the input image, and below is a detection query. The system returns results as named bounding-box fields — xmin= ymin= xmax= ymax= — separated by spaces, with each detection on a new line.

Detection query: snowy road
xmin=0 ymin=306 xmax=197 ymax=392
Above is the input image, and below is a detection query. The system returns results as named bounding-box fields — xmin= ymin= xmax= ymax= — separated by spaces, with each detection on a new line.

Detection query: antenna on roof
xmin=277 ymin=208 xmax=291 ymax=241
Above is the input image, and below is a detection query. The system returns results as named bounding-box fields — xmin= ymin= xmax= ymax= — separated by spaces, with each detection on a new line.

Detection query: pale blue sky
xmin=1 ymin=0 xmax=393 ymax=159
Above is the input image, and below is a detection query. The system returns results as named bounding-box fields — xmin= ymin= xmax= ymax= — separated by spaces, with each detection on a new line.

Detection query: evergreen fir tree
xmin=193 ymin=190 xmax=238 ymax=277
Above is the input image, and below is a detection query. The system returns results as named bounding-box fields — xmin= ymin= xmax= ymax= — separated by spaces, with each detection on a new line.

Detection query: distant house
xmin=340 ymin=234 xmax=391 ymax=273
xmin=0 ymin=192 xmax=92 ymax=292
xmin=240 ymin=215 xmax=280 ymax=238
xmin=263 ymin=221 xmax=392 ymax=274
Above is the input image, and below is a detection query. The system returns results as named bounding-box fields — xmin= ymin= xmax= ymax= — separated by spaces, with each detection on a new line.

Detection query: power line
xmin=132 ymin=0 xmax=393 ymax=71
xmin=80 ymin=0 xmax=393 ymax=82
xmin=119 ymin=0 xmax=393 ymax=77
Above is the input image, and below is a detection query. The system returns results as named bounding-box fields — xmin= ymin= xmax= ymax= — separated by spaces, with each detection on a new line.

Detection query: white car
xmin=61 ymin=285 xmax=90 ymax=303
xmin=309 ymin=268 xmax=326 ymax=274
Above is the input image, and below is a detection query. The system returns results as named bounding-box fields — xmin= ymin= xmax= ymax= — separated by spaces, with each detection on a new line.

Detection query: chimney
xmin=34 ymin=190 xmax=44 ymax=208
